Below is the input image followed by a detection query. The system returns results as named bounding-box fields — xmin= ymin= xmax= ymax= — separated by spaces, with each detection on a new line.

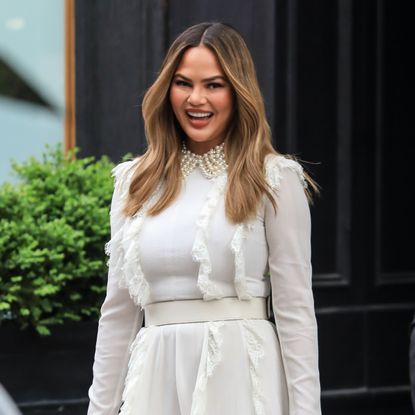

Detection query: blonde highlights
xmin=123 ymin=22 xmax=319 ymax=223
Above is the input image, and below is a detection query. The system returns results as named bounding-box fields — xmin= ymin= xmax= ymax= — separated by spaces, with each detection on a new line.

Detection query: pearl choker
xmin=180 ymin=141 xmax=228 ymax=179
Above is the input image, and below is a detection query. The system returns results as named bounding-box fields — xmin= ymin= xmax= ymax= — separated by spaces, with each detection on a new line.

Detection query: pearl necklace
xmin=180 ymin=141 xmax=228 ymax=179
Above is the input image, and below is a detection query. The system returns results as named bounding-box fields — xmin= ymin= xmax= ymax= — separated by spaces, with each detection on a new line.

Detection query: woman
xmin=87 ymin=22 xmax=322 ymax=415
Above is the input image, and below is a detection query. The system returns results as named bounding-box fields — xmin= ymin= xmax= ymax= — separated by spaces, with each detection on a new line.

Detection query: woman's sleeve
xmin=264 ymin=163 xmax=322 ymax=415
xmin=87 ymin=161 xmax=144 ymax=415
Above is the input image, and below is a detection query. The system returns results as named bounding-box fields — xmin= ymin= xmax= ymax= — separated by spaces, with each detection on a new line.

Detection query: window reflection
xmin=0 ymin=1 xmax=65 ymax=183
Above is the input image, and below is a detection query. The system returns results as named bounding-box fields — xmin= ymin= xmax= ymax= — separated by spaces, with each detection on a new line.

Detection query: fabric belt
xmin=144 ymin=297 xmax=269 ymax=327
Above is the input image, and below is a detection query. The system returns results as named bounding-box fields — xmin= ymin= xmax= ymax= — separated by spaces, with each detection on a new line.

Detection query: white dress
xmin=87 ymin=153 xmax=322 ymax=415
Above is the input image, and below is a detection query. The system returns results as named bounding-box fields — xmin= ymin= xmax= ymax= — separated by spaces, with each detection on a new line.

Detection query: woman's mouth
xmin=185 ymin=111 xmax=214 ymax=128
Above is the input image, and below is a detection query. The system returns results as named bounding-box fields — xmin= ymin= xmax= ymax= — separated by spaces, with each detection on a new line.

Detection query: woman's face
xmin=169 ymin=45 xmax=234 ymax=154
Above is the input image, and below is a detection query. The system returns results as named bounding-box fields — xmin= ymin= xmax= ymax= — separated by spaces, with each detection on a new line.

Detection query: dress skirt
xmin=119 ymin=318 xmax=289 ymax=415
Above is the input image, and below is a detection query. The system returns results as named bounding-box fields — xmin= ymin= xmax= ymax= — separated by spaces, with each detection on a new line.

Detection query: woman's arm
xmin=264 ymin=163 xmax=321 ymax=415
xmin=87 ymin=161 xmax=144 ymax=415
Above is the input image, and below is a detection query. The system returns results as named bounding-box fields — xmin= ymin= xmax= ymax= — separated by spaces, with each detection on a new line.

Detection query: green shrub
xmin=0 ymin=143 xmax=130 ymax=335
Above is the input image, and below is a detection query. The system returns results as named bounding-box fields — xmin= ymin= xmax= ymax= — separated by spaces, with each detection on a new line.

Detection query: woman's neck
xmin=185 ymin=138 xmax=225 ymax=155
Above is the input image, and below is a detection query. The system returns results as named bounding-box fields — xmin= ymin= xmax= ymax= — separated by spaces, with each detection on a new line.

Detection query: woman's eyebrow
xmin=173 ymin=73 xmax=227 ymax=82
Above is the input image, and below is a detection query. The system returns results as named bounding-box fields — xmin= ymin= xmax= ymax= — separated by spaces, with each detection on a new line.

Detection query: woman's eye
xmin=207 ymin=82 xmax=223 ymax=89
xmin=175 ymin=80 xmax=191 ymax=87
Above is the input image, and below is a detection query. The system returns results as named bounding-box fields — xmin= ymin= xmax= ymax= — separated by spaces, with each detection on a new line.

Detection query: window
xmin=0 ymin=0 xmax=74 ymax=183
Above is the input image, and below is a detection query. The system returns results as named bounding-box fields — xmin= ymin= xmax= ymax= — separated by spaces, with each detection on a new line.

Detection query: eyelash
xmin=174 ymin=80 xmax=224 ymax=89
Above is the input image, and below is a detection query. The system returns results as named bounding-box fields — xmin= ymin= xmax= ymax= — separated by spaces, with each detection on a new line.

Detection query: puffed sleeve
xmin=87 ymin=160 xmax=144 ymax=415
xmin=264 ymin=156 xmax=321 ymax=414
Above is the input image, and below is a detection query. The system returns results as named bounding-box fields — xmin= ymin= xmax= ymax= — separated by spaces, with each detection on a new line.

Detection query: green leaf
xmin=0 ymin=302 xmax=11 ymax=311
xmin=70 ymin=293 xmax=82 ymax=301
xmin=36 ymin=325 xmax=51 ymax=336
xmin=34 ymin=284 xmax=60 ymax=296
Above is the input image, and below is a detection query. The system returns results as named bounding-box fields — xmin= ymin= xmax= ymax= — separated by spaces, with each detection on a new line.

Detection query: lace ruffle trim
xmin=230 ymin=223 xmax=253 ymax=300
xmin=104 ymin=158 xmax=159 ymax=309
xmin=241 ymin=320 xmax=266 ymax=415
xmin=192 ymin=174 xmax=227 ymax=300
xmin=265 ymin=154 xmax=308 ymax=191
xmin=119 ymin=212 xmax=149 ymax=308
xmin=119 ymin=327 xmax=153 ymax=415
xmin=190 ymin=321 xmax=225 ymax=415
xmin=120 ymin=183 xmax=162 ymax=308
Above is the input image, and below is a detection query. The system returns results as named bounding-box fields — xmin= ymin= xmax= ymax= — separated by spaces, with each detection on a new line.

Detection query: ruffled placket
xmin=191 ymin=173 xmax=228 ymax=300
xmin=119 ymin=182 xmax=163 ymax=309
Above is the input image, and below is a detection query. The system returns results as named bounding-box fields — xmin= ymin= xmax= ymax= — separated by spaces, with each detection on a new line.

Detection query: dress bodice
xmin=138 ymin=167 xmax=270 ymax=303
xmin=107 ymin=153 xmax=306 ymax=309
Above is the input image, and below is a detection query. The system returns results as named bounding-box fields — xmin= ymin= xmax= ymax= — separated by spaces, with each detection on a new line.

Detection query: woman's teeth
xmin=187 ymin=111 xmax=213 ymax=119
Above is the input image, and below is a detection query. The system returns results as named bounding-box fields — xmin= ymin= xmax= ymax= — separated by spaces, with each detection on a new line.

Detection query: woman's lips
xmin=185 ymin=111 xmax=213 ymax=128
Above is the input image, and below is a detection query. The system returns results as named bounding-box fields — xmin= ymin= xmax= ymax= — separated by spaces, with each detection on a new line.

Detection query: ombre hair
xmin=123 ymin=22 xmax=319 ymax=223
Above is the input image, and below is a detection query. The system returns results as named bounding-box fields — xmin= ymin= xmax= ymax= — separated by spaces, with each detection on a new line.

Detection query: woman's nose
xmin=187 ymin=87 xmax=207 ymax=105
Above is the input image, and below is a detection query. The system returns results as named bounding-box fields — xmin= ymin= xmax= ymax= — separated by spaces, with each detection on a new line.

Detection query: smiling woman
xmin=87 ymin=22 xmax=321 ymax=415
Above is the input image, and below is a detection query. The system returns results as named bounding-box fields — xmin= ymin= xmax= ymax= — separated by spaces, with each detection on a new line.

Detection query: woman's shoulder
xmin=264 ymin=153 xmax=308 ymax=190
xmin=111 ymin=156 xmax=142 ymax=196
xmin=111 ymin=156 xmax=142 ymax=182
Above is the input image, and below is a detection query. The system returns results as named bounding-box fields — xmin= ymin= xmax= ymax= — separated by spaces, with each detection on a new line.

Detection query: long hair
xmin=123 ymin=22 xmax=319 ymax=223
